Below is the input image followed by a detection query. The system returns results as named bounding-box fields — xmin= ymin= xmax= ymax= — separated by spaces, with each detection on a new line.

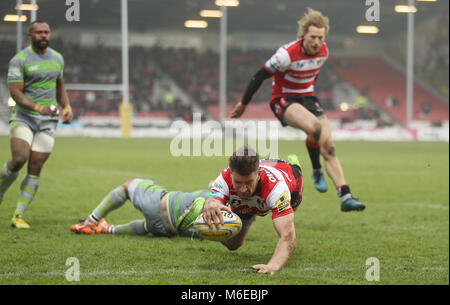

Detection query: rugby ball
xmin=193 ymin=211 xmax=242 ymax=241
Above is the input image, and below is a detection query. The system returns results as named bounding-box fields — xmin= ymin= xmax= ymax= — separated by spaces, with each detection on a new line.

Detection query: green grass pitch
xmin=0 ymin=136 xmax=448 ymax=285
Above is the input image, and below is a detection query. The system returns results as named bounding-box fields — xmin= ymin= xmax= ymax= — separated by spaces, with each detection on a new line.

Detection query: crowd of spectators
xmin=1 ymin=39 xmax=339 ymax=119
xmin=416 ymin=14 xmax=449 ymax=97
xmin=4 ymin=36 xmax=442 ymax=124
xmin=391 ymin=13 xmax=449 ymax=98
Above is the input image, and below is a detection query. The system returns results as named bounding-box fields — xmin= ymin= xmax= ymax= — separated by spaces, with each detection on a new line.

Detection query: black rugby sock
xmin=306 ymin=138 xmax=321 ymax=170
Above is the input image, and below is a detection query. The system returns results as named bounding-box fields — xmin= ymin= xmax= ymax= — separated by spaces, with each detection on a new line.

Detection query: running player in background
xmin=230 ymin=8 xmax=365 ymax=212
xmin=0 ymin=21 xmax=73 ymax=228
xmin=202 ymin=146 xmax=303 ymax=275
xmin=70 ymin=178 xmax=210 ymax=238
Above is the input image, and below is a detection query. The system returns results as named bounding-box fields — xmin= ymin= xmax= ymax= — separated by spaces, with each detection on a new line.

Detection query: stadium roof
xmin=0 ymin=0 xmax=447 ymax=38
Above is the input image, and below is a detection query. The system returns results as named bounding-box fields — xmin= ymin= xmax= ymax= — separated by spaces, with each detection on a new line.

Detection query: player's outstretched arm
xmin=230 ymin=67 xmax=272 ymax=118
xmin=251 ymin=213 xmax=296 ymax=275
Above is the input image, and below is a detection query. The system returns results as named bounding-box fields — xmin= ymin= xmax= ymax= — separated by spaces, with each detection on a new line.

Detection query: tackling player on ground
xmin=202 ymin=146 xmax=303 ymax=275
xmin=230 ymin=8 xmax=365 ymax=212
xmin=70 ymin=178 xmax=211 ymax=237
xmin=0 ymin=21 xmax=73 ymax=228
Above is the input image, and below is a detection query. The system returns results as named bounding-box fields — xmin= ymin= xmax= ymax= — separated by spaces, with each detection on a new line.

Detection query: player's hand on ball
xmin=251 ymin=264 xmax=275 ymax=275
xmin=202 ymin=199 xmax=233 ymax=229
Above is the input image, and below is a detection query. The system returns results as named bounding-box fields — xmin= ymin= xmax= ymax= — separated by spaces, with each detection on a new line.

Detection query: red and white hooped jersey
xmin=264 ymin=39 xmax=328 ymax=100
xmin=209 ymin=161 xmax=302 ymax=219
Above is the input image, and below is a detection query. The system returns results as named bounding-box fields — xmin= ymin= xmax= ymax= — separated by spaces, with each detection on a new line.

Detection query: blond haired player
xmin=230 ymin=8 xmax=365 ymax=212
xmin=0 ymin=21 xmax=73 ymax=228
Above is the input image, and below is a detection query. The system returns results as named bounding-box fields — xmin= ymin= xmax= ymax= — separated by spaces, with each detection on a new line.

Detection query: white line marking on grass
xmin=397 ymin=202 xmax=449 ymax=210
xmin=1 ymin=266 xmax=448 ymax=279
xmin=0 ymin=268 xmax=250 ymax=279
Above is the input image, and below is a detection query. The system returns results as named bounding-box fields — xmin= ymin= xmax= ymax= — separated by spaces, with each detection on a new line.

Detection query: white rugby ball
xmin=193 ymin=211 xmax=242 ymax=241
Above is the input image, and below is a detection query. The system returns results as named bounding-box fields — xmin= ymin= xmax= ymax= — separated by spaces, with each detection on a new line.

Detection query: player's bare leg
xmin=284 ymin=103 xmax=322 ymax=142
xmin=284 ymin=103 xmax=328 ymax=192
xmin=318 ymin=118 xmax=345 ymax=187
xmin=12 ymin=150 xmax=51 ymax=228
xmin=27 ymin=151 xmax=51 ymax=176
xmin=0 ymin=138 xmax=28 ymax=205
xmin=319 ymin=118 xmax=365 ymax=212
xmin=3 ymin=138 xmax=36 ymax=228
xmin=8 ymin=137 xmax=30 ymax=172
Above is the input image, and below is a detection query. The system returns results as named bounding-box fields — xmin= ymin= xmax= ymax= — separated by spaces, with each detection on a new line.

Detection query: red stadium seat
xmin=330 ymin=56 xmax=449 ymax=124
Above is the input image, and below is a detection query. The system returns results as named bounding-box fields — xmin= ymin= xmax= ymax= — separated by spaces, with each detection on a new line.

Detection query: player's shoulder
xmin=259 ymin=165 xmax=288 ymax=191
xmin=48 ymin=47 xmax=64 ymax=62
xmin=281 ymin=39 xmax=301 ymax=52
xmin=278 ymin=40 xmax=301 ymax=58
xmin=211 ymin=167 xmax=233 ymax=192
xmin=10 ymin=47 xmax=30 ymax=64
xmin=220 ymin=167 xmax=232 ymax=185
xmin=259 ymin=165 xmax=291 ymax=207
xmin=269 ymin=41 xmax=300 ymax=71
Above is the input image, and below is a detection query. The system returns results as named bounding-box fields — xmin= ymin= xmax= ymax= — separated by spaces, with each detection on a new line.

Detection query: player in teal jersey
xmin=70 ymin=178 xmax=210 ymax=238
xmin=0 ymin=21 xmax=73 ymax=228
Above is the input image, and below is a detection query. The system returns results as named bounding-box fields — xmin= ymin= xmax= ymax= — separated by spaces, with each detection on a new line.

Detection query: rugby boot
xmin=340 ymin=194 xmax=366 ymax=212
xmin=313 ymin=168 xmax=328 ymax=193
xmin=176 ymin=197 xmax=205 ymax=233
xmin=11 ymin=216 xmax=31 ymax=229
xmin=96 ymin=218 xmax=112 ymax=234
xmin=287 ymin=154 xmax=301 ymax=168
xmin=70 ymin=218 xmax=97 ymax=234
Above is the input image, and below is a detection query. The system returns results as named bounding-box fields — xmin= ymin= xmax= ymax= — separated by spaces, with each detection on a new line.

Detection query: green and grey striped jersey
xmin=7 ymin=45 xmax=64 ymax=115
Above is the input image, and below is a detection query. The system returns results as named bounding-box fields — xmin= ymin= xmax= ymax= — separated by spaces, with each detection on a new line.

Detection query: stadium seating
xmin=330 ymin=57 xmax=449 ymax=124
xmin=1 ymin=39 xmax=446 ymax=125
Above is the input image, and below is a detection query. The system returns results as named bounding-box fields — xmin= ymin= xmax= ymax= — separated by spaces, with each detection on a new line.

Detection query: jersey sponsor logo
xmin=272 ymin=55 xmax=283 ymax=71
xmin=229 ymin=195 xmax=268 ymax=213
xmin=230 ymin=196 xmax=242 ymax=206
xmin=212 ymin=182 xmax=224 ymax=192
xmin=262 ymin=168 xmax=277 ymax=182
xmin=276 ymin=191 xmax=290 ymax=213
xmin=28 ymin=65 xmax=39 ymax=72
